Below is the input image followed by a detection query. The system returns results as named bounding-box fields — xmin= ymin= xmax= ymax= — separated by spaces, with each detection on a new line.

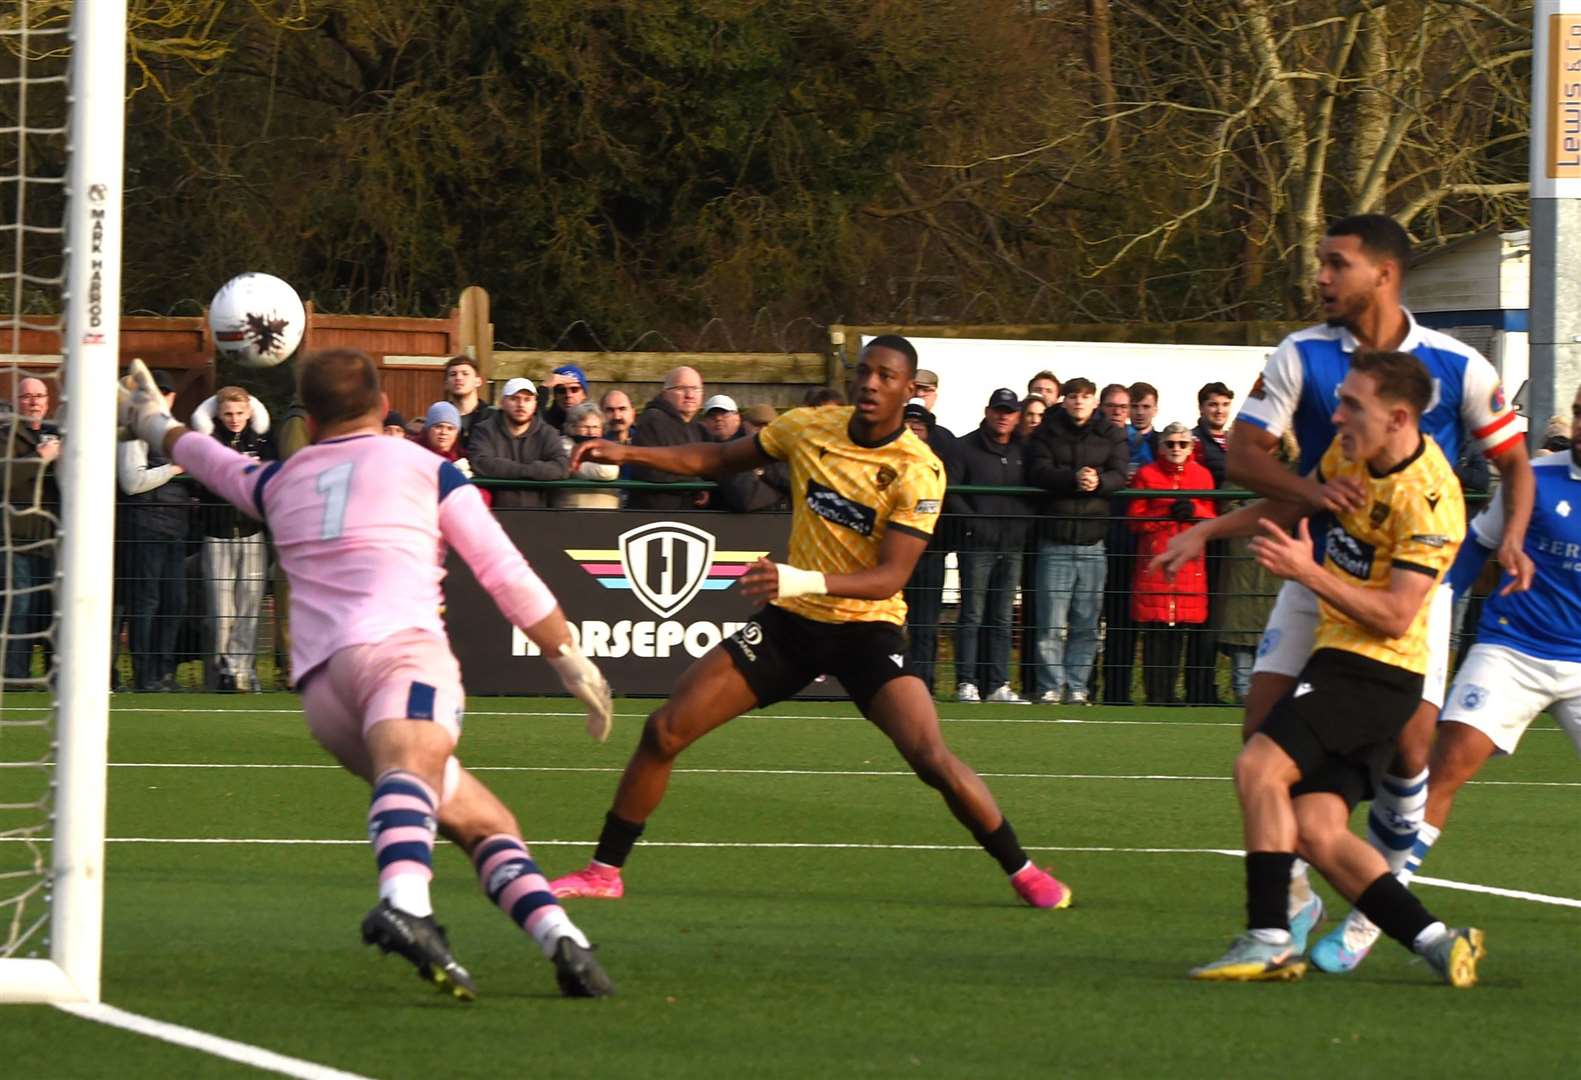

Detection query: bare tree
xmin=935 ymin=0 xmax=1531 ymax=320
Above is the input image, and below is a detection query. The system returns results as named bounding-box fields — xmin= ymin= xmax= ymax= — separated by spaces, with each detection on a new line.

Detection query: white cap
xmin=501 ymin=377 xmax=536 ymax=398
xmin=703 ymin=394 xmax=738 ymax=414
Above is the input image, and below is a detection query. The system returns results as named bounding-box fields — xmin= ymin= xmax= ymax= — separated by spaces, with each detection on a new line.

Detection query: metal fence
xmin=80 ymin=480 xmax=1490 ymax=698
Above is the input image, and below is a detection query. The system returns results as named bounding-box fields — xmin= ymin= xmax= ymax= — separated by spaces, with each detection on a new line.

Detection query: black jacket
xmin=1026 ymin=409 xmax=1129 ymax=546
xmin=714 ymin=431 xmax=790 ymax=512
xmin=456 ymin=402 xmax=495 ymax=444
xmin=626 ymin=396 xmax=708 ymax=511
xmin=1190 ymin=422 xmax=1228 ymax=488
xmin=947 ymin=423 xmax=1035 ymax=548
xmin=197 ymin=425 xmax=275 ymax=538
xmin=2 ymin=417 xmax=59 ymax=542
xmin=466 ymin=411 xmax=569 ymax=509
xmin=120 ymin=438 xmax=193 ymax=540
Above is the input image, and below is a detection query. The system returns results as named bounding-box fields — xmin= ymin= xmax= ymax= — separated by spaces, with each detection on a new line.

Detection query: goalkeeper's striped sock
xmin=474 ymin=834 xmax=589 ymax=958
xmin=1367 ymin=768 xmax=1428 ymax=875
xmin=369 ymin=770 xmax=437 ymax=918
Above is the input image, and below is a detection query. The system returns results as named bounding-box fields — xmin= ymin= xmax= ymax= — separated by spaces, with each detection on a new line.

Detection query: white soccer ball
xmin=208 ymin=272 xmax=306 ymax=368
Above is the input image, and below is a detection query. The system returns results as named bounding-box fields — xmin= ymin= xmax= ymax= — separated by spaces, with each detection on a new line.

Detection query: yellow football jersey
xmin=756 ymin=406 xmax=945 ymax=626
xmin=1310 ymin=435 xmax=1465 ymax=673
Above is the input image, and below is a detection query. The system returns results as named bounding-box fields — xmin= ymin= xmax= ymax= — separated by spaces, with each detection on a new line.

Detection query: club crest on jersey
xmin=806 ymin=479 xmax=877 ymax=536
xmin=1324 ymin=525 xmax=1375 ymax=579
xmin=618 ymin=521 xmax=716 ymax=619
xmin=875 ymin=464 xmax=897 ymax=490
xmin=1249 ymin=375 xmax=1267 ymax=400
xmin=1370 ymin=501 xmax=1390 ymax=527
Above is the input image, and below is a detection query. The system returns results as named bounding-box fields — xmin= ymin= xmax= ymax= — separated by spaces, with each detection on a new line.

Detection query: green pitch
xmin=3 ymin=694 xmax=1576 ymax=1077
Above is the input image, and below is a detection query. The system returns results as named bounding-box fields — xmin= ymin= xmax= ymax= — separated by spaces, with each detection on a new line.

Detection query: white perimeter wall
xmin=865 ymin=335 xmax=1274 ymax=438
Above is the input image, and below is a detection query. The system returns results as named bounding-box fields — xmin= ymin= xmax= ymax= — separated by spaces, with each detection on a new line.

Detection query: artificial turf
xmin=2 ymin=692 xmax=1576 ymax=1077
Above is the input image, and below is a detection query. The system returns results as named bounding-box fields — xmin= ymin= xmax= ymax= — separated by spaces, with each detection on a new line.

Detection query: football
xmin=208 ymin=272 xmax=306 ymax=368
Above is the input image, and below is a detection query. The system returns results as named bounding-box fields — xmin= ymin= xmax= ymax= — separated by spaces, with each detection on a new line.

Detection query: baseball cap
xmin=382 ymin=409 xmax=406 ymax=429
xmin=741 ymin=403 xmax=777 ymax=426
xmin=703 ymin=394 xmax=738 ymax=414
xmin=551 ymin=363 xmax=589 ymax=391
xmin=903 ymin=397 xmax=935 ymax=425
xmin=425 ymin=401 xmax=461 ymax=429
xmin=987 ymin=387 xmax=1021 ymax=411
xmin=501 ymin=377 xmax=536 ymax=398
xmin=913 ymin=369 xmax=939 ymax=390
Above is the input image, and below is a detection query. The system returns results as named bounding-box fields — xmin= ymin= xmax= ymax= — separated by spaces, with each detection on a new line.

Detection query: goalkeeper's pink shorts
xmin=301 ymin=629 xmax=467 ymax=797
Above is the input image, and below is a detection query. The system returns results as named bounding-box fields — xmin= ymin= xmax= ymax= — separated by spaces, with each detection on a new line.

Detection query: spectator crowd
xmin=6 ymin=349 xmax=1482 ymax=705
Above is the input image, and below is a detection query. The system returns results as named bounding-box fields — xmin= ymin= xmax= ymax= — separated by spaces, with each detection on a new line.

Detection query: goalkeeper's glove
xmin=118 ymin=358 xmax=180 ymax=447
xmin=546 ymin=641 xmax=614 ymax=743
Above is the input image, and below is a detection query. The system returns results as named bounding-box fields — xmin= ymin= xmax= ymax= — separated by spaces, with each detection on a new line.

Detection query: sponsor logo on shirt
xmin=1491 ymin=384 xmax=1506 ymax=413
xmin=914 ymin=499 xmax=941 ymax=515
xmin=1410 ymin=533 xmax=1451 ymax=548
xmin=806 ymin=479 xmax=877 ymax=536
xmin=1324 ymin=525 xmax=1376 ymax=580
xmin=1249 ymin=375 xmax=1267 ymax=400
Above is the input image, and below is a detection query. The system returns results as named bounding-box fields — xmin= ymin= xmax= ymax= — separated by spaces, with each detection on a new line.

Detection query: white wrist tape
xmin=775 ymin=563 xmax=827 ymax=599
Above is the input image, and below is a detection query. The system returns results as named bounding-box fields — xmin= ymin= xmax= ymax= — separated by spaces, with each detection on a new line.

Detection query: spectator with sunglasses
xmin=1127 ymin=422 xmax=1216 ymax=704
xmin=543 ymin=363 xmax=590 ymax=432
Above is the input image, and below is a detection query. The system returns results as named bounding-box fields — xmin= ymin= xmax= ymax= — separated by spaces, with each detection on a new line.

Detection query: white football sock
xmin=381 ymin=874 xmax=433 ymax=918
xmin=1369 ymin=769 xmax=1428 ymax=875
xmin=531 ymin=906 xmax=591 ymax=959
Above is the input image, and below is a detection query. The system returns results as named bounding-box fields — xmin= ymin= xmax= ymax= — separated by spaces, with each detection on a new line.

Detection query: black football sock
xmin=591 ymin=811 xmax=645 ymax=869
xmin=1354 ymin=872 xmax=1436 ymax=950
xmin=974 ymin=818 xmax=1030 ymax=875
xmin=1245 ymin=851 xmax=1296 ymax=931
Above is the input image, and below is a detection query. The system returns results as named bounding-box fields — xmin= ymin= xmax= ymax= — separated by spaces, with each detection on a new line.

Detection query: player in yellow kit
xmin=549 ymin=335 xmax=1071 ymax=909
xmin=1157 ymin=351 xmax=1484 ymax=987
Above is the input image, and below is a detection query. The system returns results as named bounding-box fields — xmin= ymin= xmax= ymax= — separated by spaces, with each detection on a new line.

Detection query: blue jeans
xmin=955 ymin=548 xmax=1018 ymax=692
xmin=1034 ymin=541 xmax=1106 ymax=697
xmin=5 ymin=551 xmax=53 ymax=680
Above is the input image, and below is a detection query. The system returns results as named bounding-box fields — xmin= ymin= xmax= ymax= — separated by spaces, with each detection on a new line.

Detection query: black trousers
xmin=904 ymin=547 xmax=947 ymax=694
xmin=1101 ymin=548 xmax=1137 ymax=704
xmin=127 ymin=533 xmax=187 ymax=688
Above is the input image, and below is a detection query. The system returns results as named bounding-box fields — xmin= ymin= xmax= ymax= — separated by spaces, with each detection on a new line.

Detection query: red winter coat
xmin=1127 ymin=457 xmax=1217 ymax=625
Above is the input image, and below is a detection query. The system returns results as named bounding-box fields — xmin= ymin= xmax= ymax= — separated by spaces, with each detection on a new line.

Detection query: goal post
xmin=0 ymin=0 xmax=125 ymax=1004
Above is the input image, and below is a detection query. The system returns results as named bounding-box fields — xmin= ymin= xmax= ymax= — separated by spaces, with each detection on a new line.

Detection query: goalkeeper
xmin=550 ymin=336 xmax=1072 ymax=911
xmin=120 ymin=349 xmax=616 ymax=1002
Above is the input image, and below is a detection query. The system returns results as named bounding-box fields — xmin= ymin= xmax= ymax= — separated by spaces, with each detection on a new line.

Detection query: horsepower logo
xmin=567 ymin=522 xmax=767 ymax=619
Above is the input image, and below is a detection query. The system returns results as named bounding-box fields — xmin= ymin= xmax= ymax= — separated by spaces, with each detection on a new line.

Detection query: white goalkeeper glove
xmin=118 ymin=358 xmax=180 ymax=447
xmin=546 ymin=641 xmax=614 ymax=743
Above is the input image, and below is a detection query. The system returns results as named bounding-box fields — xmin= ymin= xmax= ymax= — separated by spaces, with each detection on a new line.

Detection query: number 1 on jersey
xmin=317 ymin=461 xmax=355 ymax=539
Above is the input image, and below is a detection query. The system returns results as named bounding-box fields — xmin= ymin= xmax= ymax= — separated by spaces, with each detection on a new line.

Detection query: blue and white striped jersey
xmin=1454 ymin=452 xmax=1581 ymax=664
xmin=1235 ymin=310 xmax=1524 ymax=474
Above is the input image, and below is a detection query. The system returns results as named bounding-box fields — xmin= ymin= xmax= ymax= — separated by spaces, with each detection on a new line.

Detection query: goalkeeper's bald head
xmin=298 ymin=348 xmax=383 ymax=427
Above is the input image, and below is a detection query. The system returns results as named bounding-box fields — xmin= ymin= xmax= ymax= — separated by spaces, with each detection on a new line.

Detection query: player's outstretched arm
xmin=121 ymin=358 xmax=269 ymax=511
xmin=569 ymin=434 xmax=768 ymax=479
xmin=437 ymin=479 xmax=615 ymax=741
xmin=1228 ymin=421 xmax=1366 ymax=513
xmin=1148 ymin=496 xmax=1305 ymax=577
xmin=740 ymin=529 xmax=929 ymax=604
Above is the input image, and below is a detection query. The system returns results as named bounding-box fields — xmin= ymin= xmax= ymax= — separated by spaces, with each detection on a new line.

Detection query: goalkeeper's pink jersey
xmin=173 ymin=430 xmax=557 ymax=680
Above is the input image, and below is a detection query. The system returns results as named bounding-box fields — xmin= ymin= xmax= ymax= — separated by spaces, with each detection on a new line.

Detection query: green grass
xmin=2 ymin=692 xmax=1577 ymax=1078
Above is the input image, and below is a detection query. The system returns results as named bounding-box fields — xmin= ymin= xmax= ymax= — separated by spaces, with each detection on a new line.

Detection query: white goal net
xmin=0 ymin=0 xmax=124 ymax=1004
